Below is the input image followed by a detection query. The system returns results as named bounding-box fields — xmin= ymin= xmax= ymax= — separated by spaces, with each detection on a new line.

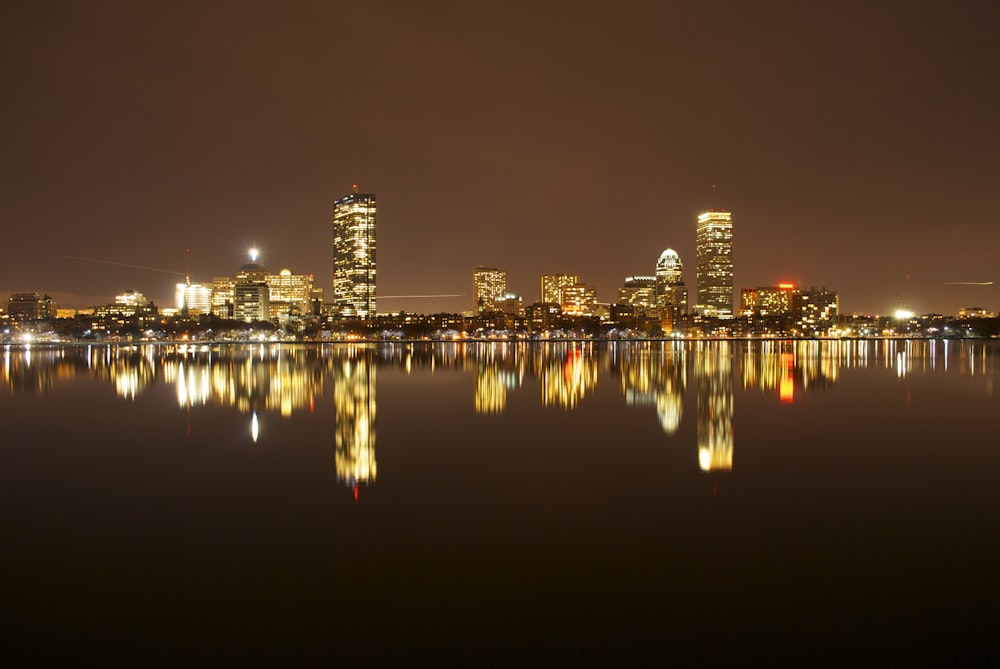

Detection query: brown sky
xmin=2 ymin=0 xmax=998 ymax=315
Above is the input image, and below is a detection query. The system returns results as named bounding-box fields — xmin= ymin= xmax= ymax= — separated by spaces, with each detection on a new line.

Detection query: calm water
xmin=3 ymin=340 xmax=998 ymax=665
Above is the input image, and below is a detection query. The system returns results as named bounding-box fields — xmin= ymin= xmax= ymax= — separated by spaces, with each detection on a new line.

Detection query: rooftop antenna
xmin=353 ymin=183 xmax=359 ymax=194
xmin=185 ymin=248 xmax=191 ymax=285
xmin=711 ymin=183 xmax=717 ymax=211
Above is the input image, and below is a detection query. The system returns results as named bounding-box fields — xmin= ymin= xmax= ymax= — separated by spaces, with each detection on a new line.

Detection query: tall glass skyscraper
xmin=333 ymin=188 xmax=376 ymax=318
xmin=695 ymin=210 xmax=733 ymax=316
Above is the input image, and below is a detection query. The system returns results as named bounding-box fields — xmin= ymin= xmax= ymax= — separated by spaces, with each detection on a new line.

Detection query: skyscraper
xmin=695 ymin=210 xmax=734 ymax=316
xmin=233 ymin=249 xmax=270 ymax=322
xmin=540 ymin=274 xmax=578 ymax=304
xmin=333 ymin=187 xmax=376 ymax=318
xmin=655 ymin=248 xmax=688 ymax=313
xmin=473 ymin=267 xmax=507 ymax=313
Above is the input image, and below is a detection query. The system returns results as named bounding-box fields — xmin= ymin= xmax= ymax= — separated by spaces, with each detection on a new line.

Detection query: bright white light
xmin=894 ymin=309 xmax=914 ymax=320
xmin=698 ymin=447 xmax=712 ymax=471
xmin=248 ymin=247 xmax=259 ymax=262
xmin=251 ymin=411 xmax=259 ymax=443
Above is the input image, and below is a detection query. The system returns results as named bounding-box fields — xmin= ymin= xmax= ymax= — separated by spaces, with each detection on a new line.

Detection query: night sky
xmin=2 ymin=1 xmax=998 ymax=316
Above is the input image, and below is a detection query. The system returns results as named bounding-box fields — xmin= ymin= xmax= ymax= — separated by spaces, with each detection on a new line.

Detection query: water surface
xmin=2 ymin=340 xmax=998 ymax=664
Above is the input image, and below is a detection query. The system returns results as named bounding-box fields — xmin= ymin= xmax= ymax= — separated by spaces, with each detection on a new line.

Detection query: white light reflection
xmin=177 ymin=362 xmax=188 ymax=406
xmin=251 ymin=411 xmax=259 ymax=443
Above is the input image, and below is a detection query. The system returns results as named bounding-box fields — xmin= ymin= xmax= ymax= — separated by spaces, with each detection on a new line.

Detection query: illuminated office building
xmin=794 ymin=288 xmax=839 ymax=335
xmin=233 ymin=282 xmax=269 ymax=323
xmin=233 ymin=250 xmax=270 ymax=322
xmin=741 ymin=283 xmax=795 ymax=317
xmin=333 ymin=188 xmax=376 ymax=318
xmin=526 ymin=302 xmax=562 ymax=331
xmin=695 ymin=210 xmax=734 ymax=316
xmin=619 ymin=276 xmax=656 ymax=309
xmin=235 ymin=251 xmax=268 ymax=283
xmin=655 ymin=248 xmax=689 ymax=314
xmin=267 ymin=269 xmax=314 ymax=317
xmin=7 ymin=293 xmax=56 ymax=319
xmin=655 ymin=249 xmax=683 ymax=291
xmin=210 ymin=277 xmax=235 ymax=317
xmin=497 ymin=293 xmax=525 ymax=317
xmin=540 ymin=274 xmax=578 ymax=304
xmin=115 ymin=290 xmax=147 ymax=315
xmin=561 ymin=283 xmax=598 ymax=316
xmin=473 ymin=267 xmax=507 ymax=313
xmin=174 ymin=282 xmax=212 ymax=314
xmin=958 ymin=306 xmax=994 ymax=318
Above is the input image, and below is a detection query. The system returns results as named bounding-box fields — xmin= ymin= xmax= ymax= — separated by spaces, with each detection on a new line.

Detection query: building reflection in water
xmin=3 ymin=339 xmax=996 ymax=481
xmin=333 ymin=347 xmax=377 ymax=491
xmin=540 ymin=343 xmax=598 ymax=409
xmin=612 ymin=341 xmax=687 ymax=434
xmin=474 ymin=342 xmax=523 ymax=415
xmin=695 ymin=342 xmax=734 ymax=472
xmin=163 ymin=344 xmax=323 ymax=415
xmin=742 ymin=340 xmax=841 ymax=403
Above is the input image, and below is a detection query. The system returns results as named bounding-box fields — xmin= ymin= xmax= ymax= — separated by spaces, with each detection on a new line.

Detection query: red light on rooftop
xmin=778 ymin=282 xmax=795 ymax=290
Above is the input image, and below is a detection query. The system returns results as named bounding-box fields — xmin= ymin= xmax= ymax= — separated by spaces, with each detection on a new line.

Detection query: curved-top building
xmin=655 ymin=248 xmax=688 ymax=312
xmin=656 ymin=249 xmax=683 ymax=286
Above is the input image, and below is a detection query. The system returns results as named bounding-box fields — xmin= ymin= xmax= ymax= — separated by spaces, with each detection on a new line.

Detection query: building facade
xmin=7 ymin=292 xmax=56 ymax=319
xmin=619 ymin=276 xmax=657 ymax=308
xmin=540 ymin=274 xmax=579 ymax=305
xmin=741 ymin=283 xmax=795 ymax=317
xmin=473 ymin=267 xmax=507 ymax=313
xmin=793 ymin=288 xmax=839 ymax=335
xmin=115 ymin=290 xmax=147 ymax=316
xmin=233 ymin=282 xmax=270 ymax=323
xmin=695 ymin=210 xmax=734 ymax=317
xmin=267 ymin=269 xmax=314 ymax=318
xmin=333 ymin=188 xmax=377 ymax=318
xmin=175 ymin=282 xmax=212 ymax=314
xmin=561 ymin=283 xmax=598 ymax=316
xmin=210 ymin=277 xmax=235 ymax=318
xmin=655 ymin=248 xmax=688 ymax=314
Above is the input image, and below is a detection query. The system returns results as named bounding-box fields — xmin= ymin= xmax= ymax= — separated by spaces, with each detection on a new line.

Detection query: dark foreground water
xmin=2 ymin=340 xmax=998 ymax=665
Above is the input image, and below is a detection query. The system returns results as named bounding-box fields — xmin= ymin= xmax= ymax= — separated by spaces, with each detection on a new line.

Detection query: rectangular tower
xmin=473 ymin=267 xmax=507 ymax=313
xmin=540 ymin=274 xmax=578 ymax=305
xmin=695 ymin=210 xmax=733 ymax=317
xmin=333 ymin=189 xmax=377 ymax=318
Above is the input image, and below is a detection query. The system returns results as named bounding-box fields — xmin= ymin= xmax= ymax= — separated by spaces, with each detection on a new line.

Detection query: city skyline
xmin=0 ymin=208 xmax=990 ymax=320
xmin=1 ymin=2 xmax=997 ymax=316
